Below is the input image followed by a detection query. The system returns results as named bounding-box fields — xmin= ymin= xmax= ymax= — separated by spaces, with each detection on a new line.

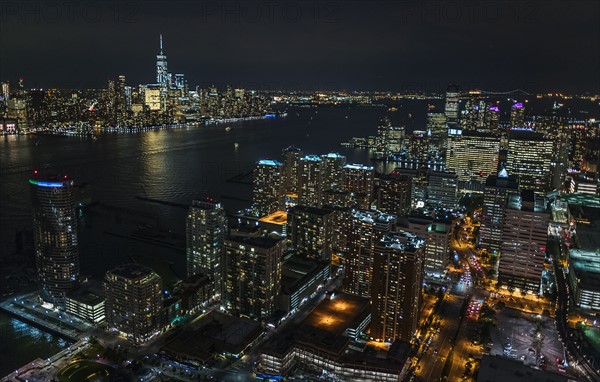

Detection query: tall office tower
xmin=156 ymin=34 xmax=169 ymax=86
xmin=174 ymin=74 xmax=185 ymax=90
xmin=424 ymin=219 xmax=452 ymax=278
xmin=506 ymin=130 xmax=554 ymax=194
xmin=30 ymin=172 xmax=80 ymax=306
xmin=446 ymin=131 xmax=500 ymax=184
xmin=343 ymin=164 xmax=375 ymax=209
xmin=484 ymin=104 xmax=500 ymax=134
xmin=104 ymin=264 xmax=164 ymax=344
xmin=444 ymin=84 xmax=460 ymax=130
xmin=398 ymin=215 xmax=450 ymax=278
xmin=460 ymin=91 xmax=484 ymax=132
xmin=117 ymin=75 xmax=126 ymax=114
xmin=510 ymin=102 xmax=525 ymax=128
xmin=377 ymin=172 xmax=412 ymax=216
xmin=480 ymin=170 xmax=519 ymax=254
xmin=427 ymin=112 xmax=448 ymax=152
xmin=281 ymin=146 xmax=303 ymax=195
xmin=371 ymin=231 xmax=424 ymax=342
xmin=344 ymin=210 xmax=396 ymax=298
xmin=392 ymin=168 xmax=428 ymax=209
xmin=107 ymin=79 xmax=116 ymax=119
xmin=186 ymin=199 xmax=227 ymax=295
xmin=427 ymin=171 xmax=459 ymax=210
xmin=375 ymin=118 xmax=405 ymax=157
xmin=1 ymin=82 xmax=9 ymax=104
xmin=253 ymin=159 xmax=284 ymax=216
xmin=498 ymin=191 xmax=551 ymax=292
xmin=407 ymin=131 xmax=429 ymax=161
xmin=222 ymin=236 xmax=284 ymax=320
xmin=320 ymin=152 xmax=346 ymax=193
xmin=287 ymin=205 xmax=334 ymax=262
xmin=298 ymin=155 xmax=323 ymax=207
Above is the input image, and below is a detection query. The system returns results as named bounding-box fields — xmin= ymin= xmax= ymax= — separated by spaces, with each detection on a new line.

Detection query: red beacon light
xmin=34 ymin=170 xmax=38 ymax=175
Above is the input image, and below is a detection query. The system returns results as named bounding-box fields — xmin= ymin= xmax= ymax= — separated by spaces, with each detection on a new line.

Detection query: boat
xmin=225 ymin=126 xmax=232 ymax=132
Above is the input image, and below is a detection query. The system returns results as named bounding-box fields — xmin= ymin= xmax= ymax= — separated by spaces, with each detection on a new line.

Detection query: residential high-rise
xmin=480 ymin=170 xmax=519 ymax=254
xmin=498 ymin=191 xmax=551 ymax=293
xmin=222 ymin=236 xmax=284 ymax=320
xmin=444 ymin=84 xmax=460 ymax=131
xmin=371 ymin=231 xmax=424 ymax=342
xmin=298 ymin=155 xmax=323 ymax=207
xmin=427 ymin=171 xmax=458 ymax=210
xmin=30 ymin=172 xmax=80 ymax=306
xmin=375 ymin=118 xmax=405 ymax=157
xmin=344 ymin=210 xmax=396 ymax=298
xmin=446 ymin=131 xmax=500 ymax=184
xmin=320 ymin=152 xmax=346 ymax=194
xmin=287 ymin=205 xmax=334 ymax=262
xmin=104 ymin=264 xmax=164 ymax=344
xmin=186 ymin=199 xmax=227 ymax=295
xmin=282 ymin=146 xmax=303 ymax=195
xmin=506 ymin=130 xmax=554 ymax=194
xmin=253 ymin=159 xmax=284 ymax=216
xmin=343 ymin=164 xmax=375 ymax=209
xmin=377 ymin=172 xmax=412 ymax=217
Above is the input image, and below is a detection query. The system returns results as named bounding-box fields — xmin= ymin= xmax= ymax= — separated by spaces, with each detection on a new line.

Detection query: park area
xmin=57 ymin=361 xmax=114 ymax=382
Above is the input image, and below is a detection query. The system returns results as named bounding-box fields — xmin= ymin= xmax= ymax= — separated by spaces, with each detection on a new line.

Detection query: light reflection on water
xmin=0 ymin=312 xmax=71 ymax=376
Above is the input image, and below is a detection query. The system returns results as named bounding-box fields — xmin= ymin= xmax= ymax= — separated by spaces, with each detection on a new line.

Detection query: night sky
xmin=1 ymin=0 xmax=598 ymax=93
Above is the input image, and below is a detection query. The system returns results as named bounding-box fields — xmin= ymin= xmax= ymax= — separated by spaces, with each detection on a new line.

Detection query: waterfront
xmin=0 ymin=105 xmax=414 ymax=268
xmin=0 ymin=311 xmax=72 ymax=377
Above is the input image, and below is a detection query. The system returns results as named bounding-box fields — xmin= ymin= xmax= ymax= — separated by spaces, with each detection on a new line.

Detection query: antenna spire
xmin=160 ymin=34 xmax=163 ymax=54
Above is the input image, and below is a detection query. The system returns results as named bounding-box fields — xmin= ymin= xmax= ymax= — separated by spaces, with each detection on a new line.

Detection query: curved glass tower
xmin=29 ymin=172 xmax=80 ymax=306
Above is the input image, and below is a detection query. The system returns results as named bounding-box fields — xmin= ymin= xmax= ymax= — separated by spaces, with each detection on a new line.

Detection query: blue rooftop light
xmin=29 ymin=179 xmax=65 ymax=188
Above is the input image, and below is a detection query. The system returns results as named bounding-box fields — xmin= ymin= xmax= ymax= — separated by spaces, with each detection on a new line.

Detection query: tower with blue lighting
xmin=29 ymin=170 xmax=80 ymax=306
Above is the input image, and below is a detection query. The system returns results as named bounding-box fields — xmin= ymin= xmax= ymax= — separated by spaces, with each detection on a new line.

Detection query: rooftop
xmin=258 ymin=210 xmax=288 ymax=225
xmin=106 ymin=263 xmax=158 ymax=281
xmin=344 ymin=163 xmax=374 ymax=171
xmin=289 ymin=205 xmax=335 ymax=217
xmin=257 ymin=159 xmax=282 ymax=167
xmin=378 ymin=231 xmax=425 ymax=252
xmin=164 ymin=311 xmax=262 ymax=361
xmin=226 ymin=235 xmax=283 ymax=249
xmin=302 ymin=291 xmax=370 ymax=337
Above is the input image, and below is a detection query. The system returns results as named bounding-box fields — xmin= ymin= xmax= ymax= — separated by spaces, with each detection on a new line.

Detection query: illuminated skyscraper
xmin=377 ymin=172 xmax=412 ymax=217
xmin=253 ymin=159 xmax=284 ymax=216
xmin=427 ymin=171 xmax=459 ymax=210
xmin=222 ymin=236 xmax=284 ymax=320
xmin=104 ymin=264 xmax=164 ymax=344
xmin=156 ymin=34 xmax=169 ymax=86
xmin=320 ymin=152 xmax=346 ymax=193
xmin=446 ymin=131 xmax=500 ymax=184
xmin=371 ymin=231 xmax=424 ymax=342
xmin=506 ymin=130 xmax=554 ymax=194
xmin=480 ymin=170 xmax=519 ymax=254
xmin=343 ymin=164 xmax=375 ymax=209
xmin=510 ymin=102 xmax=525 ymax=128
xmin=427 ymin=112 xmax=447 ymax=152
xmin=444 ymin=84 xmax=460 ymax=130
xmin=30 ymin=172 xmax=80 ymax=306
xmin=344 ymin=210 xmax=396 ymax=298
xmin=498 ymin=191 xmax=551 ymax=292
xmin=186 ymin=199 xmax=227 ymax=295
xmin=298 ymin=155 xmax=323 ymax=207
xmin=282 ymin=146 xmax=303 ymax=195
xmin=287 ymin=205 xmax=334 ymax=262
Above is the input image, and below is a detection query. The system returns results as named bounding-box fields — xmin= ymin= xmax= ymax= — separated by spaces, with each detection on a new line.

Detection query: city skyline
xmin=1 ymin=1 xmax=598 ymax=92
xmin=1 ymin=2 xmax=600 ymax=381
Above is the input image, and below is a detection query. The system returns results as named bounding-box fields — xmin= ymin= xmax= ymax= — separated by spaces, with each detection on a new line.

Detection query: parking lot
xmin=489 ymin=307 xmax=569 ymax=375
